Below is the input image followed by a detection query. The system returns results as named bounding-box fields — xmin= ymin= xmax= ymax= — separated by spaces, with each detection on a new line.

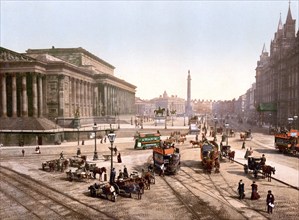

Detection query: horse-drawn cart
xmin=66 ymin=167 xmax=92 ymax=181
xmin=112 ymin=179 xmax=143 ymax=200
xmin=42 ymin=158 xmax=69 ymax=172
xmin=240 ymin=130 xmax=252 ymax=141
xmin=88 ymin=183 xmax=117 ymax=202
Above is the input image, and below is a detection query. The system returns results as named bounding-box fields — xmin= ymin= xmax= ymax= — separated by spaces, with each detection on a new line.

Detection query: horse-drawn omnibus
xmin=153 ymin=145 xmax=180 ymax=175
xmin=134 ymin=133 xmax=161 ymax=150
xmin=274 ymin=129 xmax=299 ymax=154
xmin=200 ymin=140 xmax=219 ymax=173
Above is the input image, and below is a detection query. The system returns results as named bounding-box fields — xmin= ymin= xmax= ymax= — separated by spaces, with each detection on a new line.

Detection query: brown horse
xmin=262 ymin=165 xmax=275 ymax=181
xmin=190 ymin=140 xmax=201 ymax=148
xmin=93 ymin=167 xmax=107 ymax=181
xmin=228 ymin=151 xmax=235 ymax=162
xmin=143 ymin=172 xmax=155 ymax=189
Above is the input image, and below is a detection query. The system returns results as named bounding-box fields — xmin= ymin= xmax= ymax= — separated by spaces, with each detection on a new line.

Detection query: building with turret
xmin=255 ymin=4 xmax=298 ymax=128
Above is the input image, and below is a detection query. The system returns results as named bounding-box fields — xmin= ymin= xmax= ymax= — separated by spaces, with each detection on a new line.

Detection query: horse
xmin=190 ymin=140 xmax=201 ymax=148
xmin=143 ymin=172 xmax=155 ymax=188
xmin=228 ymin=151 xmax=235 ymax=162
xmin=93 ymin=167 xmax=107 ymax=181
xmin=262 ymin=165 xmax=276 ymax=181
xmin=204 ymin=159 xmax=214 ymax=174
xmin=154 ymin=107 xmax=165 ymax=116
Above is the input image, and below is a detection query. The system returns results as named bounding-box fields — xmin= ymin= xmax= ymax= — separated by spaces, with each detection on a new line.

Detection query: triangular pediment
xmin=0 ymin=47 xmax=35 ymax=62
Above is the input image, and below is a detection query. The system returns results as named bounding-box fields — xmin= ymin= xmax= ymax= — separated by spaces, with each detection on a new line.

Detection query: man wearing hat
xmin=266 ymin=190 xmax=275 ymax=213
xmin=238 ymin=179 xmax=245 ymax=199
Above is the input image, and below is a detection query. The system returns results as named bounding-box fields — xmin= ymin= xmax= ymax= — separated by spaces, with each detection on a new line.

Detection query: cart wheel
xmin=244 ymin=165 xmax=248 ymax=174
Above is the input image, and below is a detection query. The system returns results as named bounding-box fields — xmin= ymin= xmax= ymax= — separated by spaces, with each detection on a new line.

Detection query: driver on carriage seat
xmin=260 ymin=154 xmax=266 ymax=166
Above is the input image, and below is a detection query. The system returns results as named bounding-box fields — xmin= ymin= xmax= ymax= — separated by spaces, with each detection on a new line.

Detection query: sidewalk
xmin=233 ymin=148 xmax=299 ymax=188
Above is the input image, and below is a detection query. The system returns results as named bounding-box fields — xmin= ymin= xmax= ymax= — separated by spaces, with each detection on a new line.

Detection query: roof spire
xmin=278 ymin=12 xmax=283 ymax=30
xmin=262 ymin=43 xmax=267 ymax=53
xmin=286 ymin=0 xmax=293 ymax=22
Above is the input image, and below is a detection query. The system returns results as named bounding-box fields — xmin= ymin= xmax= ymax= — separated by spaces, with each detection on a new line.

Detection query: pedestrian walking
xmin=266 ymin=190 xmax=275 ymax=214
xmin=242 ymin=141 xmax=246 ymax=149
xmin=251 ymin=181 xmax=260 ymax=200
xmin=22 ymin=149 xmax=25 ymax=157
xmin=238 ymin=179 xmax=245 ymax=199
xmin=123 ymin=165 xmax=129 ymax=178
xmin=60 ymin=151 xmax=64 ymax=159
xmin=117 ymin=152 xmax=122 ymax=163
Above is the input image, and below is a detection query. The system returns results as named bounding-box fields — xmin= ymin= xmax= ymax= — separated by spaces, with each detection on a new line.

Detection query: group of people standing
xmin=238 ymin=179 xmax=275 ymax=214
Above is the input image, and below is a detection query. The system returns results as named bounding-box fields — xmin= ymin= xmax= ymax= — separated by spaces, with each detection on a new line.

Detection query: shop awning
xmin=257 ymin=103 xmax=277 ymax=112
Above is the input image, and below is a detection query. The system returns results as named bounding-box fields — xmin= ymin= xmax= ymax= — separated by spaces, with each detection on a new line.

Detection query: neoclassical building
xmin=0 ymin=47 xmax=136 ymax=130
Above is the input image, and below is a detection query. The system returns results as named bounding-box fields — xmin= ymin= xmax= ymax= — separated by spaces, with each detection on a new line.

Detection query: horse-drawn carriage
xmin=201 ymin=141 xmax=219 ymax=173
xmin=220 ymin=145 xmax=235 ymax=162
xmin=42 ymin=158 xmax=69 ymax=172
xmin=153 ymin=145 xmax=181 ymax=175
xmin=112 ymin=178 xmax=143 ymax=200
xmin=221 ymin=145 xmax=231 ymax=157
xmin=69 ymin=155 xmax=87 ymax=167
xmin=66 ymin=167 xmax=92 ymax=181
xmin=244 ymin=156 xmax=262 ymax=178
xmin=240 ymin=130 xmax=252 ymax=140
xmin=88 ymin=183 xmax=117 ymax=202
xmin=244 ymin=156 xmax=276 ymax=180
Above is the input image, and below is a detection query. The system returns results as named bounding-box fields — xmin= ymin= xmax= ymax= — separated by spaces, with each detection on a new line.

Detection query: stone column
xmin=12 ymin=74 xmax=17 ymax=117
xmin=79 ymin=80 xmax=83 ymax=116
xmin=73 ymin=79 xmax=77 ymax=116
xmin=76 ymin=80 xmax=80 ymax=115
xmin=38 ymin=75 xmax=43 ymax=117
xmin=1 ymin=75 xmax=7 ymax=117
xmin=21 ymin=74 xmax=28 ymax=117
xmin=84 ymin=81 xmax=87 ymax=116
xmin=32 ymin=74 xmax=38 ymax=117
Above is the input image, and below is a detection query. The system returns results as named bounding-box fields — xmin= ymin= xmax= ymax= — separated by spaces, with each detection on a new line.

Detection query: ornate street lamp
xmin=225 ymin=122 xmax=229 ymax=146
xmin=93 ymin=123 xmax=98 ymax=160
xmin=108 ymin=130 xmax=116 ymax=179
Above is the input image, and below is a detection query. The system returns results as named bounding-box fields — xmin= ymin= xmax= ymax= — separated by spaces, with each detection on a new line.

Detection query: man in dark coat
xmin=123 ymin=165 xmax=128 ymax=178
xmin=266 ymin=190 xmax=275 ymax=214
xmin=110 ymin=168 xmax=116 ymax=184
xmin=238 ymin=179 xmax=245 ymax=199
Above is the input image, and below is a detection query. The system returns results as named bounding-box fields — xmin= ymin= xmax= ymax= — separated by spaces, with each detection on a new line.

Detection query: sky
xmin=1 ymin=0 xmax=298 ymax=101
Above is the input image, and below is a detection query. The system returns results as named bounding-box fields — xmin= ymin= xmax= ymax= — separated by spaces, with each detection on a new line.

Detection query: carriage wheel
xmin=111 ymin=194 xmax=116 ymax=202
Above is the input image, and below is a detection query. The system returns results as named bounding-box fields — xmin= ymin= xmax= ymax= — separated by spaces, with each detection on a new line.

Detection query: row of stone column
xmin=102 ymin=84 xmax=135 ymax=115
xmin=1 ymin=73 xmax=43 ymax=118
xmin=70 ymin=78 xmax=94 ymax=117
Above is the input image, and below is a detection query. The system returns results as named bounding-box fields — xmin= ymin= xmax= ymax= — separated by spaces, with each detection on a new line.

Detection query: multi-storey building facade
xmin=255 ymin=5 xmax=299 ymax=128
xmin=0 ymin=47 xmax=136 ymax=130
